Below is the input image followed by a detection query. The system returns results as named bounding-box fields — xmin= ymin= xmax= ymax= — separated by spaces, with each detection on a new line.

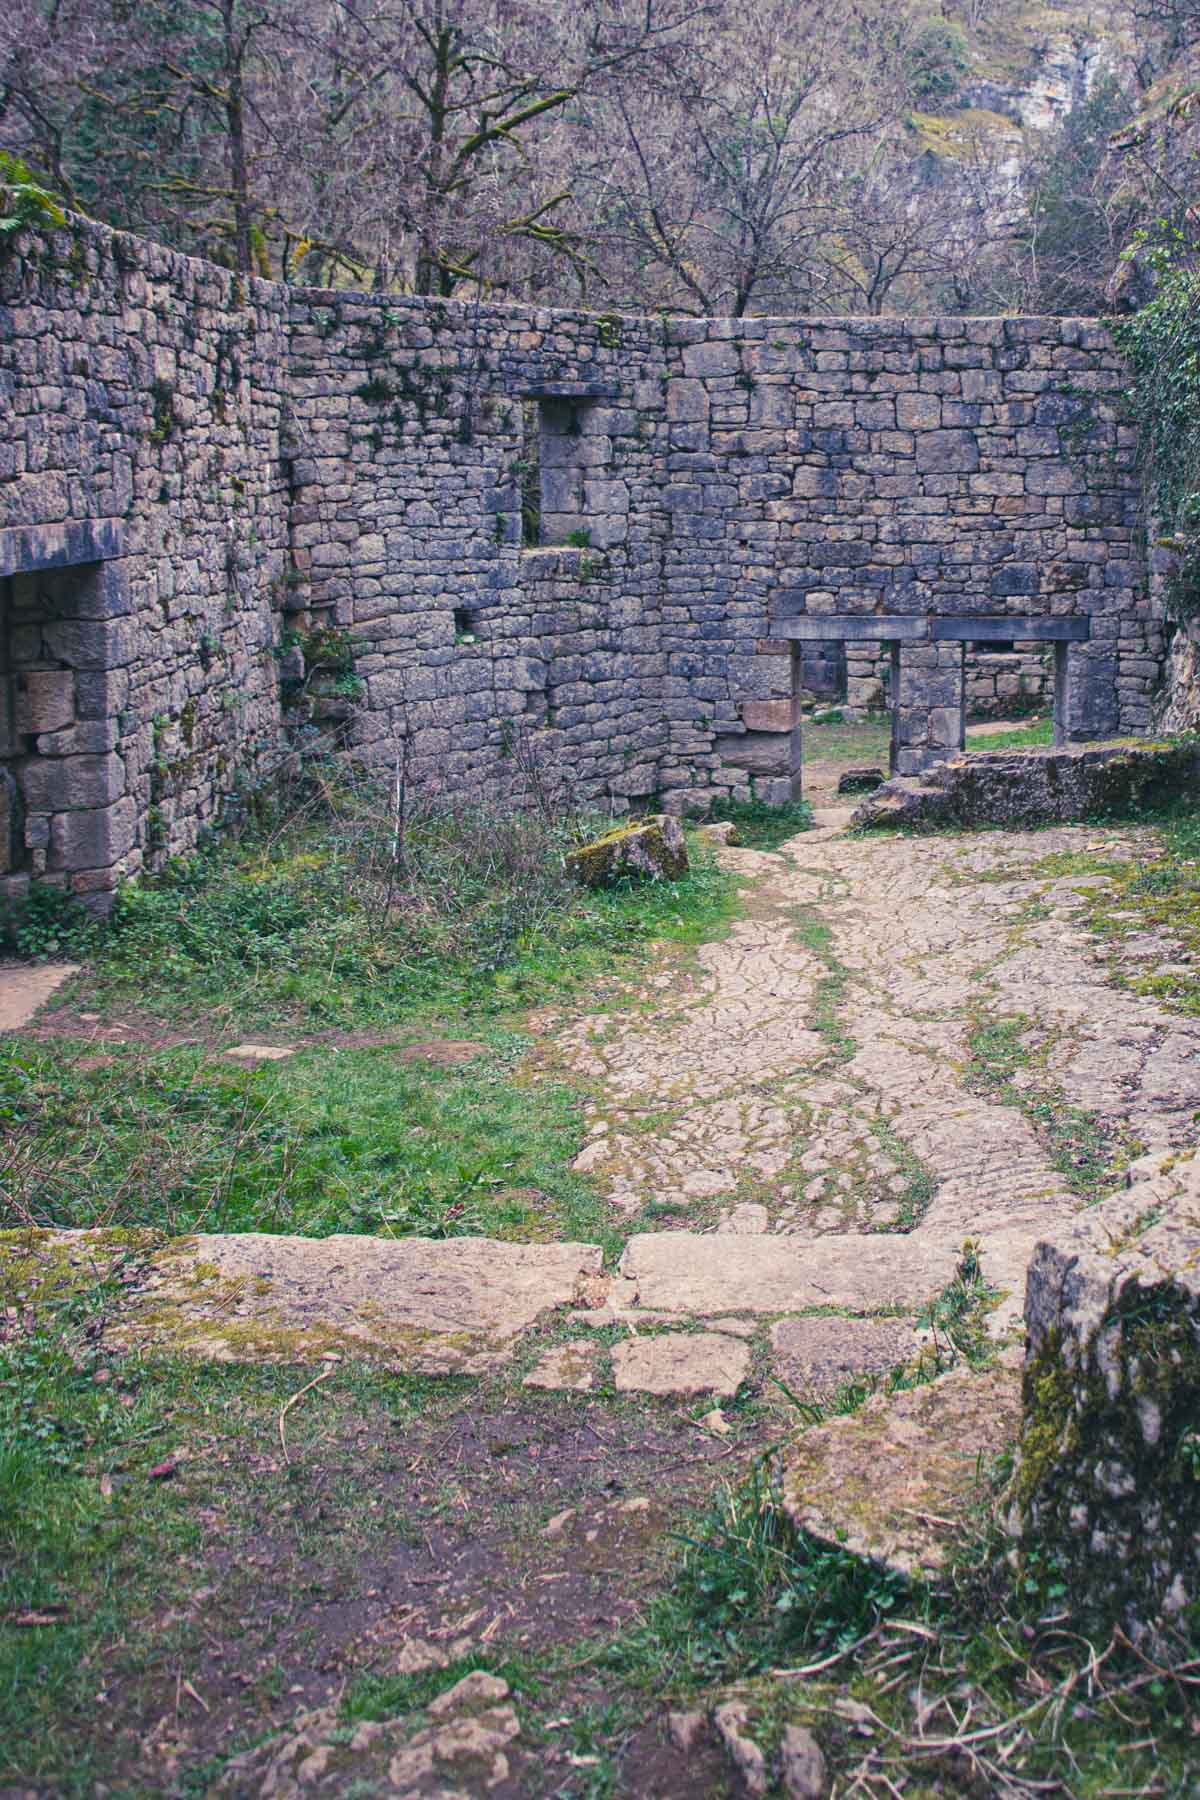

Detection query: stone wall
xmin=0 ymin=216 xmax=1161 ymax=894
xmin=1 ymin=221 xmax=289 ymax=904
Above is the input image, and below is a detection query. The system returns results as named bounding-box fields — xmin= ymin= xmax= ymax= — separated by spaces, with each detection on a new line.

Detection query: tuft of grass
xmin=965 ymin=1013 xmax=1117 ymax=1197
xmin=709 ymin=795 xmax=813 ymax=851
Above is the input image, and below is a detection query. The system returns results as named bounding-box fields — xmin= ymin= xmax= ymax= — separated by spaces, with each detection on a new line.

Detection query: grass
xmin=965 ymin=1012 xmax=1120 ymax=1197
xmin=709 ymin=794 xmax=813 ymax=851
xmin=965 ymin=716 xmax=1054 ymax=752
xmin=1067 ymin=802 xmax=1200 ymax=1017
xmin=0 ymin=780 xmax=741 ymax=1245
xmin=0 ymin=1033 xmax=616 ymax=1245
xmin=801 ymin=712 xmax=891 ymax=767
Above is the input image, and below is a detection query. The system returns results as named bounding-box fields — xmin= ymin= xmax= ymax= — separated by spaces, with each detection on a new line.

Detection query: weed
xmin=791 ymin=911 xmax=855 ymax=1062
xmin=0 ymin=884 xmax=93 ymax=961
xmin=965 ymin=1012 xmax=1117 ymax=1197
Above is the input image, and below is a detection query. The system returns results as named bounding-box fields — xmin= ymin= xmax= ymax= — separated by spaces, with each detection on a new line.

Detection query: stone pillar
xmin=890 ymin=642 xmax=965 ymax=776
xmin=1055 ymin=639 xmax=1119 ymax=743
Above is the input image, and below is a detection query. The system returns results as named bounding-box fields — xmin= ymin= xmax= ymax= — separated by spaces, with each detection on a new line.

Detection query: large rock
xmin=1007 ymin=1151 xmax=1200 ymax=1641
xmin=782 ymin=1361 xmax=1022 ymax=1577
xmin=566 ymin=815 xmax=688 ymax=887
xmin=853 ymin=742 xmax=1200 ymax=832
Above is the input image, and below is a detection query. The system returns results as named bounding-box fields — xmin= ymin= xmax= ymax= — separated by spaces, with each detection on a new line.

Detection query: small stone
xmin=224 ymin=1043 xmax=296 ymax=1063
xmin=612 ymin=1331 xmax=750 ymax=1399
xmin=545 ymin=1507 xmax=575 ymax=1537
xmin=668 ymin=1709 xmax=706 ymax=1753
xmin=836 ymin=767 xmax=885 ymax=795
xmin=713 ymin=1702 xmax=768 ymax=1798
xmin=427 ymin=1671 xmax=511 ymax=1716
xmin=393 ymin=1638 xmax=447 ymax=1675
xmin=524 ymin=1344 xmax=597 ymax=1391
xmin=697 ymin=1407 xmax=731 ymax=1435
xmin=780 ymin=1723 xmax=827 ymax=1799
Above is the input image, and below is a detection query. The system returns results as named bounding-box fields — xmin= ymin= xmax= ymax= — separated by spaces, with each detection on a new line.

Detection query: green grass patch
xmin=965 ymin=1013 xmax=1118 ymax=1197
xmin=802 ymin=714 xmax=891 ymax=766
xmin=709 ymin=795 xmax=813 ymax=851
xmin=791 ymin=911 xmax=856 ymax=1062
xmin=965 ymin=716 xmax=1054 ymax=753
xmin=0 ymin=1032 xmax=617 ymax=1246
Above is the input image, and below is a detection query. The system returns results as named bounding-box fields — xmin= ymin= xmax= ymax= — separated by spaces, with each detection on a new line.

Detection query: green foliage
xmin=0 ymin=152 xmax=66 ymax=235
xmin=1112 ymin=245 xmax=1200 ymax=620
xmin=965 ymin=717 xmax=1053 ymax=753
xmin=0 ymin=884 xmax=93 ymax=962
xmin=606 ymin=1460 xmax=911 ymax=1690
xmin=708 ymin=796 xmax=813 ymax=850
xmin=566 ymin=527 xmax=592 ymax=548
xmin=905 ymin=17 xmax=969 ymax=102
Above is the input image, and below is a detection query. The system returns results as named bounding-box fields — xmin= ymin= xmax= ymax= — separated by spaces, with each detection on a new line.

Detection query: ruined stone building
xmin=0 ymin=215 xmax=1166 ymax=906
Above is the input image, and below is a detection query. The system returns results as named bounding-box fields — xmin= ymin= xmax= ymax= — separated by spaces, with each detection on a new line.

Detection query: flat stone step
xmin=116 ymin=1231 xmax=604 ymax=1374
xmin=618 ymin=1231 xmax=958 ymax=1316
xmin=781 ymin=1359 xmax=1022 ymax=1578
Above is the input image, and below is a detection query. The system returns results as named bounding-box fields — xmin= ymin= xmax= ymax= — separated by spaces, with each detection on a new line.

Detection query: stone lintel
xmin=512 ymin=380 xmax=621 ymax=400
xmin=932 ymin=615 xmax=1090 ymax=642
xmin=773 ymin=615 xmax=930 ymax=643
xmin=0 ymin=520 xmax=125 ymax=579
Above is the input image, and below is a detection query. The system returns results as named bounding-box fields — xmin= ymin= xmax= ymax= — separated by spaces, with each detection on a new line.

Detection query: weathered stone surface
xmin=14 ymin=671 xmax=74 ymax=736
xmin=780 ymin=1724 xmax=826 ymax=1799
xmin=771 ymin=1316 xmax=923 ymax=1398
xmin=782 ymin=1362 xmax=1023 ymax=1577
xmin=619 ymin=1233 xmax=956 ymax=1316
xmin=853 ymin=742 xmax=1200 ymax=832
xmin=1008 ymin=1151 xmax=1200 ymax=1641
xmin=0 ymin=961 xmax=78 ymax=1033
xmin=523 ymin=1342 xmax=599 ymax=1391
xmin=214 ymin=1673 xmax=519 ymax=1797
xmin=713 ymin=1703 xmax=768 ymax=1798
xmin=611 ymin=1330 xmax=750 ymax=1397
xmin=224 ymin=1042 xmax=296 ymax=1063
xmin=121 ymin=1232 xmax=604 ymax=1372
xmin=566 ymin=816 xmax=687 ymax=887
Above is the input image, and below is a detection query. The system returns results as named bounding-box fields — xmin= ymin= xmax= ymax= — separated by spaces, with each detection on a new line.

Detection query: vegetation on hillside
xmin=1 ymin=0 xmax=1196 ymax=315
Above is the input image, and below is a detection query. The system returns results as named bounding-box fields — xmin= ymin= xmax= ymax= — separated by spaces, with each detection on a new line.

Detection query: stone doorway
xmin=0 ymin=525 xmax=132 ymax=910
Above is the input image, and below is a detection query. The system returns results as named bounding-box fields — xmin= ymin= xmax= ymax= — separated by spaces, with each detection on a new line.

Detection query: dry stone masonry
xmin=0 ymin=213 xmax=1164 ymax=904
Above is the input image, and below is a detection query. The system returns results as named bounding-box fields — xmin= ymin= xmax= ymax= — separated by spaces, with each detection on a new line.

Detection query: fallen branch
xmin=277 ymin=1364 xmax=334 ymax=1465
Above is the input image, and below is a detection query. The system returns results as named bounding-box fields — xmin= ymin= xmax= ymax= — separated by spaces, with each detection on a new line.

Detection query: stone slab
xmin=771 ymin=1315 xmax=924 ymax=1398
xmin=932 ymin=615 xmax=1090 ymax=642
xmin=619 ymin=1232 xmax=957 ymax=1315
xmin=225 ymin=1042 xmax=297 ymax=1063
xmin=121 ymin=1231 xmax=605 ymax=1373
xmin=782 ymin=1361 xmax=1022 ymax=1576
xmin=611 ymin=1331 xmax=750 ymax=1397
xmin=0 ymin=519 xmax=124 ymax=579
xmin=523 ymin=1343 xmax=599 ymax=1391
xmin=772 ymin=614 xmax=930 ymax=642
xmin=0 ymin=961 xmax=78 ymax=1032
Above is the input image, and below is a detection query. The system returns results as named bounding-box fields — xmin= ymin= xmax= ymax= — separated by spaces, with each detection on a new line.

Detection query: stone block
xmin=19 ymin=752 xmax=125 ymax=813
xmin=916 ymin=429 xmax=979 ymax=474
xmin=666 ymin=379 xmax=709 ymax=422
xmin=896 ymin=393 xmax=942 ymax=430
xmin=681 ymin=341 xmax=741 ymax=378
xmin=49 ymin=796 xmax=137 ymax=871
xmin=15 ymin=670 xmax=75 ymax=736
xmin=739 ymin=698 xmax=799 ymax=732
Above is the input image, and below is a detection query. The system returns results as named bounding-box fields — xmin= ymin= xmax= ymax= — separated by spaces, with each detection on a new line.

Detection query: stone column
xmin=1055 ymin=638 xmax=1119 ymax=743
xmin=890 ymin=642 xmax=965 ymax=776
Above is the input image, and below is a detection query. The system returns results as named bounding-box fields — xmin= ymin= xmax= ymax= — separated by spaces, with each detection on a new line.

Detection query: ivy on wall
xmin=1112 ymin=239 xmax=1200 ymax=622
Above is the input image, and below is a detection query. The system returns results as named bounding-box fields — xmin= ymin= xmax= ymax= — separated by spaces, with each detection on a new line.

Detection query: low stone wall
xmin=1008 ymin=1151 xmax=1200 ymax=1641
xmin=851 ymin=740 xmax=1200 ymax=830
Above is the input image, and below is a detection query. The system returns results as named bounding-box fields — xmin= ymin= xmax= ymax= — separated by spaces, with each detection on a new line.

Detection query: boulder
xmin=1007 ymin=1151 xmax=1200 ymax=1643
xmin=566 ymin=815 xmax=688 ymax=887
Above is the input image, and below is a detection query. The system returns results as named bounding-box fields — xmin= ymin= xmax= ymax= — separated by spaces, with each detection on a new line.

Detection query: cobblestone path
xmin=554 ymin=815 xmax=1200 ymax=1331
